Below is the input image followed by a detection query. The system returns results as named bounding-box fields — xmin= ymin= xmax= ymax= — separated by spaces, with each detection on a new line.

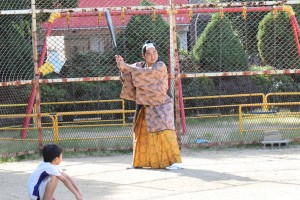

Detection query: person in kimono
xmin=115 ymin=40 xmax=182 ymax=170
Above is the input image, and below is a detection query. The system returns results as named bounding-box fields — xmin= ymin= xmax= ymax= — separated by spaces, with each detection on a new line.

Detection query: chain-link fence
xmin=1 ymin=0 xmax=300 ymax=157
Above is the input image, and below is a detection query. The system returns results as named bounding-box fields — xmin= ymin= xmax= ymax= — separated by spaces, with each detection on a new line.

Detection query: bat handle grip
xmin=115 ymin=52 xmax=124 ymax=80
xmin=115 ymin=48 xmax=119 ymax=56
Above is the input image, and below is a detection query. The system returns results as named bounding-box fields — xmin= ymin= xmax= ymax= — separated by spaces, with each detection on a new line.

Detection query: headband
xmin=143 ymin=43 xmax=155 ymax=51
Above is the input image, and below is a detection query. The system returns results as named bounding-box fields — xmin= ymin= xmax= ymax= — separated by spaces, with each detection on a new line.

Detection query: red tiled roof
xmin=79 ymin=0 xmax=187 ymax=7
xmin=44 ymin=0 xmax=190 ymax=30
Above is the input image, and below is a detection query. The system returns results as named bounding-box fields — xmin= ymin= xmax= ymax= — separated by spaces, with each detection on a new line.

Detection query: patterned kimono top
xmin=120 ymin=61 xmax=175 ymax=133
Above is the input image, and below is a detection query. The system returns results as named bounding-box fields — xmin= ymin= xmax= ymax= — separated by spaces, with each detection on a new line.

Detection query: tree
xmin=0 ymin=15 xmax=33 ymax=81
xmin=193 ymin=13 xmax=247 ymax=72
xmin=226 ymin=12 xmax=266 ymax=66
xmin=257 ymin=11 xmax=300 ymax=68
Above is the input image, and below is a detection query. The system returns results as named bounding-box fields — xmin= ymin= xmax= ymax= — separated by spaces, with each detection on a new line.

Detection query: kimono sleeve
xmin=119 ymin=68 xmax=136 ymax=101
xmin=127 ymin=61 xmax=169 ymax=105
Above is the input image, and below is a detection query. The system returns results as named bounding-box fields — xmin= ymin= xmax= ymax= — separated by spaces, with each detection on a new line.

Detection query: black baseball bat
xmin=105 ymin=10 xmax=119 ymax=55
xmin=105 ymin=10 xmax=124 ymax=80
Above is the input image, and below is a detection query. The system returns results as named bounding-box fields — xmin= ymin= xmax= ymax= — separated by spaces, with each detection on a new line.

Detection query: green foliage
xmin=216 ymin=76 xmax=260 ymax=114
xmin=40 ymin=85 xmax=69 ymax=102
xmin=193 ymin=13 xmax=247 ymax=72
xmin=68 ymin=81 xmax=122 ymax=101
xmin=181 ymin=77 xmax=217 ymax=115
xmin=257 ymin=12 xmax=300 ymax=68
xmin=0 ymin=15 xmax=33 ymax=81
xmin=0 ymin=2 xmax=30 ymax=9
xmin=227 ymin=12 xmax=266 ymax=57
xmin=40 ymin=84 xmax=70 ymax=112
xmin=293 ymin=4 xmax=300 ymax=21
xmin=249 ymin=66 xmax=299 ymax=94
xmin=179 ymin=49 xmax=200 ymax=73
xmin=61 ymin=50 xmax=117 ymax=77
xmin=116 ymin=0 xmax=169 ymax=64
xmin=140 ymin=0 xmax=155 ymax=6
xmin=202 ymin=132 xmax=214 ymax=140
xmin=39 ymin=81 xmax=122 ymax=113
xmin=249 ymin=66 xmax=300 ymax=111
xmin=218 ymin=76 xmax=257 ymax=95
xmin=182 ymin=77 xmax=217 ymax=97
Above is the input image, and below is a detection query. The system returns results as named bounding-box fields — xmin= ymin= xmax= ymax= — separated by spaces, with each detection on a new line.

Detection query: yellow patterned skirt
xmin=133 ymin=106 xmax=182 ymax=169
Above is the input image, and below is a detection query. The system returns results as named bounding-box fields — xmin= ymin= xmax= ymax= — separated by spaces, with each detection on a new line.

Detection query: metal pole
xmin=195 ymin=13 xmax=200 ymax=39
xmin=169 ymin=0 xmax=175 ymax=97
xmin=170 ymin=0 xmax=183 ymax=147
xmin=30 ymin=0 xmax=43 ymax=148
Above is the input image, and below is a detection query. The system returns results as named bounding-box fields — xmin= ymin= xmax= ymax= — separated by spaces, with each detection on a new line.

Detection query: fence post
xmin=53 ymin=114 xmax=59 ymax=144
xmin=169 ymin=0 xmax=183 ymax=147
xmin=238 ymin=105 xmax=243 ymax=136
xmin=31 ymin=0 xmax=43 ymax=148
xmin=122 ymin=100 xmax=126 ymax=126
xmin=263 ymin=94 xmax=268 ymax=111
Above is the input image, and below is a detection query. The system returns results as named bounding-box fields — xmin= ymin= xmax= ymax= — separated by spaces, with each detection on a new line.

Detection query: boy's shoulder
xmin=36 ymin=161 xmax=54 ymax=167
xmin=34 ymin=162 xmax=62 ymax=174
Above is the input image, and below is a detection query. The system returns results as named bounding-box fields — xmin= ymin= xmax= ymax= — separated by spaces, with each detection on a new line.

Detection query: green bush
xmin=0 ymin=15 xmax=33 ymax=81
xmin=249 ymin=66 xmax=300 ymax=112
xmin=182 ymin=77 xmax=217 ymax=115
xmin=60 ymin=49 xmax=118 ymax=77
xmin=193 ymin=13 xmax=247 ymax=72
xmin=179 ymin=49 xmax=200 ymax=73
xmin=249 ymin=66 xmax=298 ymax=94
xmin=227 ymin=12 xmax=266 ymax=57
xmin=257 ymin=11 xmax=300 ymax=68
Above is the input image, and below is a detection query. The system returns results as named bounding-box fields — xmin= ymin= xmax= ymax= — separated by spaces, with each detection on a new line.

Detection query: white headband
xmin=143 ymin=43 xmax=155 ymax=51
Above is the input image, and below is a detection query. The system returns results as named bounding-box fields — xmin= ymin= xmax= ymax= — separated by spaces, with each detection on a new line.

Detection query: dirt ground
xmin=1 ymin=145 xmax=300 ymax=200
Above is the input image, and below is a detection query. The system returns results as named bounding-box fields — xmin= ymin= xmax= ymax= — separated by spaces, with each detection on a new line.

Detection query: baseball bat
xmin=105 ymin=10 xmax=119 ymax=55
xmin=105 ymin=10 xmax=124 ymax=80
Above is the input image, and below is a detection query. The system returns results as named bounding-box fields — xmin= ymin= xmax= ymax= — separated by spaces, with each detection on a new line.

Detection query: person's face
xmin=143 ymin=47 xmax=158 ymax=66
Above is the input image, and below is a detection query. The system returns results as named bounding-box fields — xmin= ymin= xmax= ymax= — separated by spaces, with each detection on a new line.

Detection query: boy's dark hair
xmin=42 ymin=143 xmax=62 ymax=162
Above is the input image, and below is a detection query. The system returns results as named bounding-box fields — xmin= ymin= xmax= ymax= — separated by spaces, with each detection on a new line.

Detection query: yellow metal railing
xmin=0 ymin=113 xmax=56 ymax=142
xmin=38 ymin=99 xmax=133 ymax=126
xmin=266 ymin=92 xmax=300 ymax=102
xmin=53 ymin=110 xmax=135 ymax=142
xmin=1 ymin=93 xmax=300 ymax=143
xmin=0 ymin=99 xmax=136 ymax=143
xmin=183 ymin=93 xmax=265 ymax=118
xmin=0 ymin=110 xmax=136 ymax=143
xmin=239 ymin=102 xmax=300 ymax=136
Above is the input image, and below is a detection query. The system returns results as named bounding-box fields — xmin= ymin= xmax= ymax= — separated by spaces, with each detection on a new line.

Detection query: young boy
xmin=27 ymin=143 xmax=83 ymax=200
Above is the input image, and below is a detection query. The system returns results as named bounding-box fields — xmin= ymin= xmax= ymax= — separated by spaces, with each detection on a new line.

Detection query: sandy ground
xmin=1 ymin=145 xmax=300 ymax=200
